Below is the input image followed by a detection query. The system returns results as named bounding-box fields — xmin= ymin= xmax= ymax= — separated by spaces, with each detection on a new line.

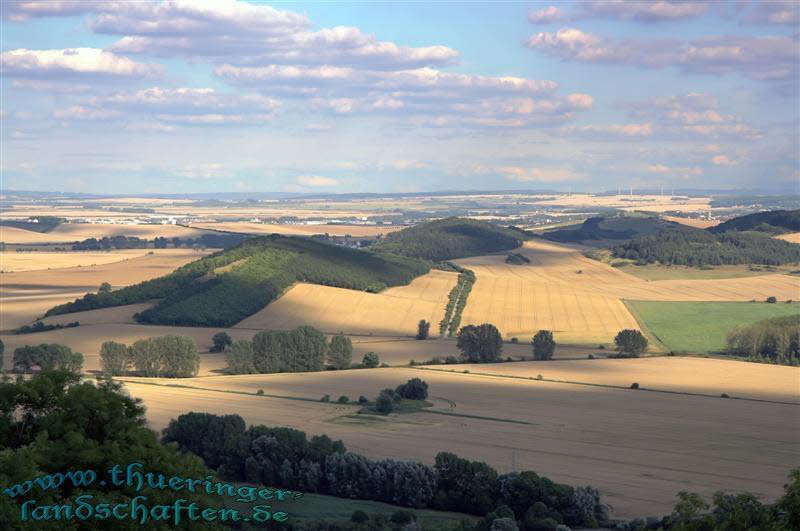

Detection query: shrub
xmin=351 ymin=510 xmax=369 ymax=524
xmin=630 ymin=382 xmax=639 ymax=389
xmin=614 ymin=329 xmax=648 ymax=357
xmin=210 ymin=331 xmax=232 ymax=353
xmin=416 ymin=319 xmax=431 ymax=340
xmin=532 ymin=330 xmax=556 ymax=361
xmin=721 ymin=393 xmax=729 ymax=398
xmin=337 ymin=395 xmax=349 ymax=404
xmin=362 ymin=351 xmax=380 ymax=368
xmin=766 ymin=296 xmax=778 ymax=303
xmin=321 ymin=394 xmax=331 ymax=402
xmin=358 ymin=395 xmax=369 ymax=404
xmin=588 ymin=354 xmax=595 ymax=360
xmin=396 ymin=378 xmax=429 ymax=400
xmin=375 ymin=389 xmax=396 ymax=414
xmin=511 ymin=337 xmax=519 ymax=344
xmin=256 ymin=389 xmax=264 ymax=396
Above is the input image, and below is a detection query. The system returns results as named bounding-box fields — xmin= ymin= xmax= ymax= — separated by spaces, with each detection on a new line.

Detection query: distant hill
xmin=611 ymin=225 xmax=800 ymax=267
xmin=0 ymin=216 xmax=63 ymax=233
xmin=709 ymin=209 xmax=800 ymax=235
xmin=541 ymin=216 xmax=675 ymax=244
xmin=371 ymin=217 xmax=528 ymax=261
xmin=45 ymin=235 xmax=429 ymax=327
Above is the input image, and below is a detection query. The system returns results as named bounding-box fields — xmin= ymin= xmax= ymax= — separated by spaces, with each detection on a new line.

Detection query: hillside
xmin=44 ymin=235 xmax=429 ymax=327
xmin=611 ymin=225 xmax=800 ymax=267
xmin=541 ymin=216 xmax=675 ymax=244
xmin=709 ymin=209 xmax=800 ymax=234
xmin=370 ymin=217 xmax=528 ymax=261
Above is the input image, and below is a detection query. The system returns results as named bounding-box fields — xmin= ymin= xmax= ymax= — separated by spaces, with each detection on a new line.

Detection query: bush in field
xmin=210 ymin=331 xmax=233 ymax=353
xmin=100 ymin=341 xmax=130 ymax=376
xmin=766 ymin=296 xmax=778 ymax=303
xmin=396 ymin=378 xmax=429 ymax=400
xmin=226 ymin=340 xmax=256 ymax=374
xmin=130 ymin=335 xmax=199 ymax=377
xmin=375 ymin=389 xmax=397 ymax=414
xmin=457 ymin=323 xmax=503 ymax=362
xmin=328 ymin=334 xmax=353 ymax=370
xmin=416 ymin=319 xmax=430 ymax=340
xmin=13 ymin=344 xmax=83 ymax=373
xmin=614 ymin=329 xmax=648 ymax=357
xmin=532 ymin=330 xmax=556 ymax=361
xmin=362 ymin=351 xmax=380 ymax=368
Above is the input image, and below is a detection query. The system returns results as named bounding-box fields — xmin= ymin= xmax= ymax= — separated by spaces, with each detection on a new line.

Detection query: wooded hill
xmin=371 ymin=217 xmax=528 ymax=261
xmin=45 ymin=235 xmax=429 ymax=327
xmin=709 ymin=209 xmax=800 ymax=234
xmin=611 ymin=212 xmax=800 ymax=267
xmin=541 ymin=216 xmax=676 ymax=244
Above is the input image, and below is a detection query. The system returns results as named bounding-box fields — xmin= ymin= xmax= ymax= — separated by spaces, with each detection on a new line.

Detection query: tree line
xmin=100 ymin=335 xmax=200 ymax=377
xmin=726 ymin=314 xmax=799 ymax=365
xmin=71 ymin=232 xmax=248 ymax=251
xmin=162 ymin=412 xmax=608 ymax=530
xmin=440 ymin=268 xmax=476 ymax=336
xmin=226 ymin=327 xmax=354 ymax=374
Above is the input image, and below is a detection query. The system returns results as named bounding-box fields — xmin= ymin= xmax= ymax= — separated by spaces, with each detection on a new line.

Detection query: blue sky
xmin=1 ymin=1 xmax=798 ymax=194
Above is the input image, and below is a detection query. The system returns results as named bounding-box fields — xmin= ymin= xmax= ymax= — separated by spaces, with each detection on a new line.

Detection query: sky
xmin=1 ymin=0 xmax=798 ymax=195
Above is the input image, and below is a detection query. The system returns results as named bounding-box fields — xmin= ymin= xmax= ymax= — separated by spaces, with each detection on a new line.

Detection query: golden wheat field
xmin=776 ymin=232 xmax=800 ymax=244
xmin=454 ymin=240 xmax=800 ymax=343
xmin=532 ymin=194 xmax=712 ymax=213
xmin=120 ymin=362 xmax=799 ymax=519
xmin=0 ymin=249 xmax=208 ymax=329
xmin=0 ymin=223 xmax=214 ymax=244
xmin=236 ymin=270 xmax=458 ymax=336
xmin=0 ymin=249 xmax=157 ymax=272
xmin=191 ymin=222 xmax=401 ymax=237
xmin=661 ymin=216 xmax=721 ymax=229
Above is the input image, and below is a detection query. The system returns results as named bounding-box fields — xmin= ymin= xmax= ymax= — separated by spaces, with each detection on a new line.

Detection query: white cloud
xmin=53 ymin=106 xmax=122 ymax=121
xmin=501 ymin=166 xmax=583 ymax=183
xmin=0 ymin=48 xmax=163 ymax=79
xmin=528 ymin=6 xmax=566 ymax=24
xmin=296 ymin=175 xmax=339 ymax=187
xmin=561 ymin=123 xmax=653 ymax=138
xmin=711 ymin=154 xmax=737 ymax=166
xmin=647 ymin=164 xmax=670 ymax=173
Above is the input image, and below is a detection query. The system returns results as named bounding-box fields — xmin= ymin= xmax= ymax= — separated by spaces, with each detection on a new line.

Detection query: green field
xmin=626 ymin=301 xmax=800 ymax=354
xmin=229 ymin=491 xmax=474 ymax=528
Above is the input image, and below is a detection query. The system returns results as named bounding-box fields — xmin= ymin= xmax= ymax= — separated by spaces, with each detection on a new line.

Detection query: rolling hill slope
xmin=709 ymin=209 xmax=800 ymax=234
xmin=44 ymin=235 xmax=429 ymax=327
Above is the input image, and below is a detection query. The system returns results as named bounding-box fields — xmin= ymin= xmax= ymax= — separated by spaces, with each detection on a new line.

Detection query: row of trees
xmin=440 ymin=269 xmax=476 ymax=336
xmin=726 ymin=315 xmax=799 ymax=364
xmin=226 ymin=326 xmax=354 ymax=374
xmin=71 ymin=233 xmax=248 ymax=251
xmin=100 ymin=335 xmax=200 ymax=377
xmin=456 ymin=325 xmax=648 ymax=363
xmin=12 ymin=343 xmax=83 ymax=373
xmin=162 ymin=412 xmax=608 ymax=529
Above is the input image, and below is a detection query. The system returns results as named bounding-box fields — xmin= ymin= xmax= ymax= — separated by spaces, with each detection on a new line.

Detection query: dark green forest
xmin=541 ymin=216 xmax=674 ymax=244
xmin=611 ymin=226 xmax=800 ymax=266
xmin=45 ymin=235 xmax=429 ymax=327
xmin=371 ymin=217 xmax=528 ymax=261
xmin=0 ymin=216 xmax=64 ymax=233
xmin=709 ymin=209 xmax=800 ymax=234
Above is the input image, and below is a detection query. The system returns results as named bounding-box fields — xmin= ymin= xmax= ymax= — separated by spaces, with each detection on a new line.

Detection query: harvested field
xmin=121 ymin=362 xmax=800 ymax=519
xmin=661 ymin=216 xmax=720 ymax=229
xmin=776 ymin=232 xmax=800 ymax=244
xmin=235 ymin=270 xmax=458 ymax=336
xmin=0 ymin=249 xmax=155 ymax=272
xmin=191 ymin=222 xmax=401 ymax=237
xmin=0 ymin=249 xmax=208 ymax=329
xmin=532 ymin=194 xmax=712 ymax=213
xmin=454 ymin=240 xmax=799 ymax=343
